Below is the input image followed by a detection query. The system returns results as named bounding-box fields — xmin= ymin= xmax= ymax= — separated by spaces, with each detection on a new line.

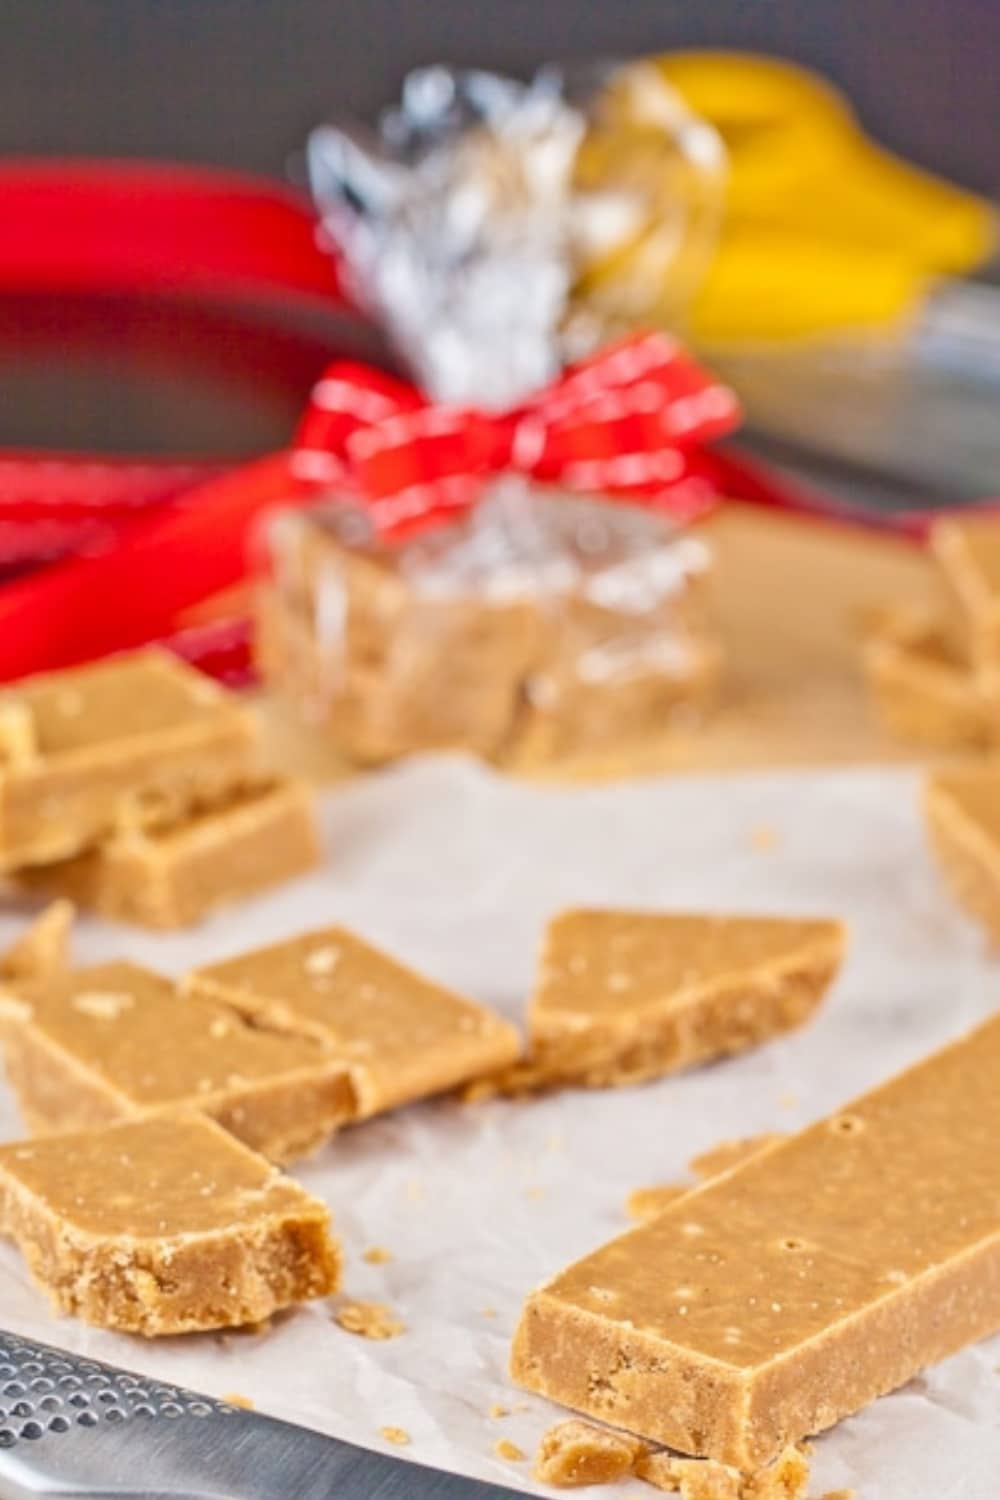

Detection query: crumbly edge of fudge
xmin=0 ymin=1168 xmax=340 ymax=1336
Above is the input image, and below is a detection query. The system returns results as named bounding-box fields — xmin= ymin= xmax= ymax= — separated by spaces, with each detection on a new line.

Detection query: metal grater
xmin=0 ymin=1328 xmax=518 ymax=1499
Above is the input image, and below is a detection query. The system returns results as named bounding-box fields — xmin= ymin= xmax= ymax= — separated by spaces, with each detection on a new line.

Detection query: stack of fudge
xmin=864 ymin=512 xmax=1000 ymax=945
xmin=865 ymin=511 xmax=1000 ymax=752
xmin=258 ymin=487 xmax=722 ymax=767
xmin=0 ymin=650 xmax=320 ymax=927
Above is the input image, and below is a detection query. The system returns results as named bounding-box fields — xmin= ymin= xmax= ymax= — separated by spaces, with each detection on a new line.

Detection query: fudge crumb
xmin=536 ymin=1419 xmax=646 ymax=1487
xmin=495 ymin=1439 xmax=526 ymax=1462
xmin=71 ymin=990 xmax=135 ymax=1021
xmin=334 ymin=1300 xmax=405 ymax=1340
xmin=749 ymin=825 xmax=779 ymax=853
xmin=222 ymin=1392 xmax=254 ymax=1409
xmin=381 ymin=1426 xmax=411 ymax=1446
xmin=404 ymin=1178 xmax=424 ymax=1204
xmin=625 ymin=1184 xmax=689 ymax=1222
xmin=743 ymin=1446 xmax=810 ymax=1500
xmin=819 ymin=1492 xmax=854 ymax=1500
xmin=305 ymin=945 xmax=340 ymax=976
xmin=637 ymin=1452 xmax=739 ymax=1498
xmin=489 ymin=1403 xmax=510 ymax=1419
xmin=689 ymin=1134 xmax=784 ymax=1181
xmin=526 ymin=1184 xmax=546 ymax=1201
xmin=777 ymin=1093 xmax=799 ymax=1111
xmin=481 ymin=1306 xmax=498 ymax=1319
xmin=362 ymin=1246 xmax=393 ymax=1265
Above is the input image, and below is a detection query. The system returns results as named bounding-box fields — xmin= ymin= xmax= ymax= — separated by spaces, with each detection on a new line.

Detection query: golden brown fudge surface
xmin=17 ymin=779 xmax=320 ymax=930
xmin=863 ymin=613 xmax=999 ymax=749
xmin=512 ymin=1012 xmax=1000 ymax=1469
xmin=931 ymin=515 xmax=1000 ymax=679
xmin=184 ymin=926 xmax=522 ymax=1116
xmin=0 ymin=651 xmax=261 ymax=869
xmin=0 ymin=1114 xmax=340 ymax=1334
xmin=0 ymin=902 xmax=74 ymax=984
xmin=1 ymin=960 xmax=353 ymax=1162
xmin=528 ymin=910 xmax=845 ymax=1087
xmin=925 ymin=768 xmax=1000 ymax=944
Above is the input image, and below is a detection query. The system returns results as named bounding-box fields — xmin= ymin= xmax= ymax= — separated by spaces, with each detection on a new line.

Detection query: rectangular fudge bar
xmin=184 ymin=925 xmax=522 ymax=1116
xmin=17 ymin=779 xmax=321 ymax=929
xmin=512 ymin=1012 xmax=1000 ymax=1469
xmin=0 ymin=650 xmax=261 ymax=870
xmin=0 ymin=960 xmax=354 ymax=1162
xmin=524 ymin=911 xmax=845 ymax=1088
xmin=0 ymin=1114 xmax=340 ymax=1334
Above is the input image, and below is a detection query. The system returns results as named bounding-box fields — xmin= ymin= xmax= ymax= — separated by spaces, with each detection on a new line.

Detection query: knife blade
xmin=0 ymin=1328 xmax=524 ymax=1500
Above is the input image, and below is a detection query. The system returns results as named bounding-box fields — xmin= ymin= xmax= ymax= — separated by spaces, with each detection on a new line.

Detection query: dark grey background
xmin=1 ymin=0 xmax=998 ymax=476
xmin=2 ymin=0 xmax=998 ymax=192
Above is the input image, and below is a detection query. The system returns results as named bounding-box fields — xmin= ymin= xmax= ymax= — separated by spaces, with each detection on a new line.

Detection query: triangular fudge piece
xmin=529 ymin=909 xmax=845 ymax=1087
xmin=0 ymin=900 xmax=74 ymax=983
xmin=925 ymin=766 xmax=1000 ymax=943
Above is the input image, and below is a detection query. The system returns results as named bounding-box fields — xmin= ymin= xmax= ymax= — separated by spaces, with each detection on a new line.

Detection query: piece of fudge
xmin=17 ymin=780 xmax=320 ymax=929
xmin=511 ymin=1012 xmax=1000 ymax=1469
xmin=259 ymin=487 xmax=721 ymax=766
xmin=863 ymin=609 xmax=999 ymax=750
xmin=522 ymin=910 xmax=845 ymax=1088
xmin=534 ymin=1419 xmax=646 ymax=1487
xmin=183 ymin=925 xmax=522 ymax=1117
xmin=925 ymin=766 xmax=1000 ymax=944
xmin=0 ymin=1114 xmax=340 ymax=1334
xmin=0 ymin=901 xmax=74 ymax=983
xmin=0 ymin=960 xmax=354 ymax=1162
xmin=261 ymin=502 xmax=544 ymax=763
xmin=0 ymin=650 xmax=261 ymax=870
xmin=931 ymin=514 xmax=1000 ymax=685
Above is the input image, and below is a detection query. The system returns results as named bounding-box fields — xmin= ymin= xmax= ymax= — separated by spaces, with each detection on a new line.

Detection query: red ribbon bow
xmin=293 ymin=332 xmax=741 ymax=536
xmin=0 ymin=334 xmax=738 ymax=683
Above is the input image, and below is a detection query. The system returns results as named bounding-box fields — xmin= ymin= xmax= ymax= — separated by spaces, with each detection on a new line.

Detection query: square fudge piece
xmin=17 ymin=779 xmax=321 ymax=929
xmin=184 ymin=925 xmax=522 ymax=1117
xmin=0 ymin=650 xmax=261 ymax=871
xmin=526 ymin=909 xmax=846 ymax=1087
xmin=0 ymin=960 xmax=353 ymax=1163
xmin=0 ymin=1115 xmax=340 ymax=1335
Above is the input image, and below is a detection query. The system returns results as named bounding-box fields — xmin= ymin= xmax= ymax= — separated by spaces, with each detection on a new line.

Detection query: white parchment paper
xmin=0 ymin=759 xmax=997 ymax=1498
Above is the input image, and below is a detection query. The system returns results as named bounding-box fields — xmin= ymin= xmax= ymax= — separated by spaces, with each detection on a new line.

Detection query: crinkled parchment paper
xmin=0 ymin=760 xmax=997 ymax=1498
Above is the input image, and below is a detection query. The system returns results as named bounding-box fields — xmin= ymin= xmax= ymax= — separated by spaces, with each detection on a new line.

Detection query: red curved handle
xmin=0 ymin=158 xmax=349 ymax=309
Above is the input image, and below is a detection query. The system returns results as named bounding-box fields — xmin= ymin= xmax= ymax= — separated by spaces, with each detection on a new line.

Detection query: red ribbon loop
xmin=294 ymin=333 xmax=741 ymax=536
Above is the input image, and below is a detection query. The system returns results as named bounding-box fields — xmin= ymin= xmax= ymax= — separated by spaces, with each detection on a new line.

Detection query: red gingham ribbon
xmin=293 ymin=333 xmax=741 ymax=536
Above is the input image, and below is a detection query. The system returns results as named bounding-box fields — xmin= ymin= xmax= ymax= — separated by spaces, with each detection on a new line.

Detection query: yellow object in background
xmin=579 ymin=52 xmax=996 ymax=344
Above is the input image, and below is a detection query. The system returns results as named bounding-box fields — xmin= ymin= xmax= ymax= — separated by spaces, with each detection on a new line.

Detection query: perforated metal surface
xmin=0 ymin=1331 xmax=233 ymax=1449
